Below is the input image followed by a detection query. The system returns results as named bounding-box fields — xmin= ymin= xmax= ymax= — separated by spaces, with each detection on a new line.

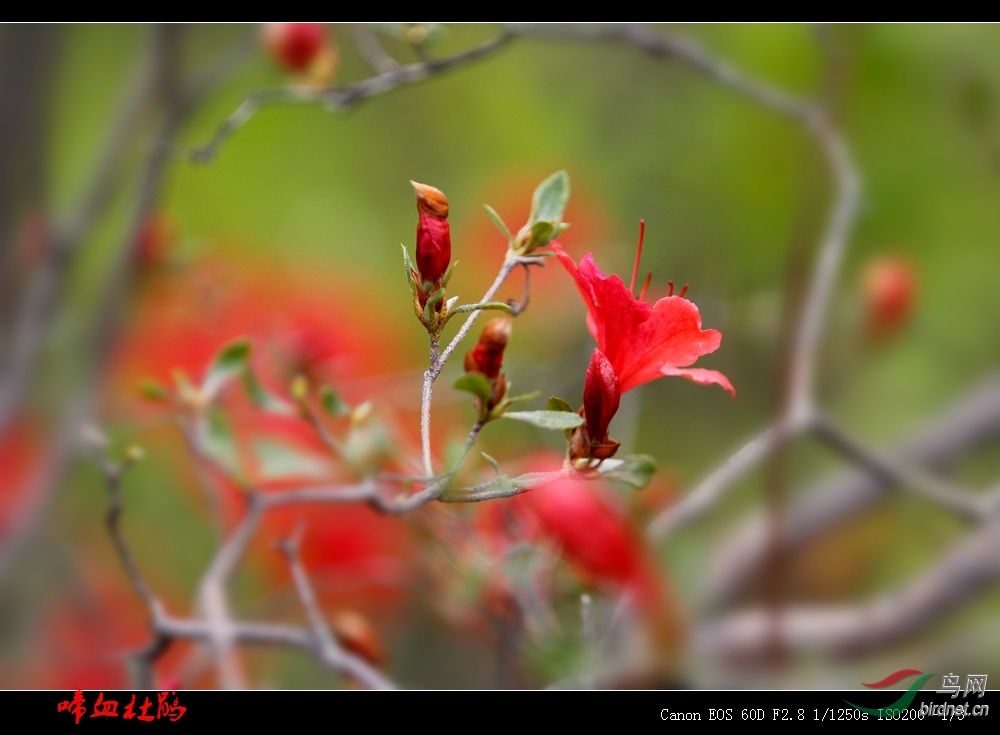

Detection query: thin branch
xmin=275 ymin=529 xmax=394 ymax=689
xmin=648 ymin=424 xmax=786 ymax=542
xmin=190 ymin=29 xmax=515 ymax=163
xmin=352 ymin=25 xmax=400 ymax=74
xmin=695 ymin=517 xmax=1000 ymax=659
xmin=812 ymin=413 xmax=990 ymax=522
xmin=419 ymin=254 xmax=542 ymax=478
xmin=506 ymin=23 xmax=811 ymax=120
xmin=701 ymin=377 xmax=1000 ymax=611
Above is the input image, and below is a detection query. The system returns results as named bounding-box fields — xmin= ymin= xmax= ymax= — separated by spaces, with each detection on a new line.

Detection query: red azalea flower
xmin=263 ymin=23 xmax=327 ymax=73
xmin=553 ymin=221 xmax=734 ymax=397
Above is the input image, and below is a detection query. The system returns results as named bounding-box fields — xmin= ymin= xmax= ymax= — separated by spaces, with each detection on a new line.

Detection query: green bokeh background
xmin=6 ymin=23 xmax=1000 ymax=688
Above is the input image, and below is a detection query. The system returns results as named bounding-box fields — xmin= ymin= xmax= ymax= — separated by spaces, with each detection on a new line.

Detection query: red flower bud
xmin=862 ymin=255 xmax=918 ymax=339
xmin=464 ymin=318 xmax=511 ymax=379
xmin=583 ymin=349 xmax=621 ymax=458
xmin=411 ymin=181 xmax=451 ymax=285
xmin=262 ymin=23 xmax=327 ymax=73
xmin=330 ymin=610 xmax=386 ymax=667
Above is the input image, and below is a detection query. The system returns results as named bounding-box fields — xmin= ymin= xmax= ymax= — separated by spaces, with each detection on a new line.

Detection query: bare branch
xmin=352 ymin=25 xmax=400 ymax=74
xmin=647 ymin=423 xmax=789 ymax=542
xmin=190 ymin=29 xmax=515 ymax=164
xmin=276 ymin=529 xmax=394 ymax=689
xmin=812 ymin=413 xmax=990 ymax=522
xmin=701 ymin=377 xmax=1000 ymax=611
xmin=695 ymin=518 xmax=1000 ymax=659
xmin=505 ymin=24 xmax=811 ymax=120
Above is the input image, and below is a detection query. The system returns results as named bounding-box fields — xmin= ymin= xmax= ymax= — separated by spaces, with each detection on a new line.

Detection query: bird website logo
xmin=846 ymin=669 xmax=990 ymax=721
xmin=845 ymin=668 xmax=933 ymax=718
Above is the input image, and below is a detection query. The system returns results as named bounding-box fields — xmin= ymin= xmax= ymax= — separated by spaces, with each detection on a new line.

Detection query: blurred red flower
xmin=862 ymin=254 xmax=918 ymax=339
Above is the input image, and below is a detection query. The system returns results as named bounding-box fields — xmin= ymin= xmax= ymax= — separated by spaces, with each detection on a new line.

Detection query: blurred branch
xmin=695 ymin=517 xmax=1000 ymax=659
xmin=702 ymin=377 xmax=1000 ymax=611
xmin=812 ymin=412 xmax=990 ymax=522
xmin=275 ymin=528 xmax=394 ymax=689
xmin=188 ymin=29 xmax=515 ymax=164
xmin=352 ymin=25 xmax=400 ymax=74
xmin=0 ymin=26 xmax=255 ymax=584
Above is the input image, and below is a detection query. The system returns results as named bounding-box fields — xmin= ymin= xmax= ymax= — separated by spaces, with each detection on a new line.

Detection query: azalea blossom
xmin=553 ymin=222 xmax=734 ymax=397
xmin=555 ymin=221 xmax=733 ymax=461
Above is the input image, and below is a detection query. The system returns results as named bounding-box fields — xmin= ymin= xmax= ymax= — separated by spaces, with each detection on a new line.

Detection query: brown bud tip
xmin=330 ymin=611 xmax=385 ymax=666
xmin=411 ymin=181 xmax=449 ymax=219
xmin=479 ymin=318 xmax=512 ymax=352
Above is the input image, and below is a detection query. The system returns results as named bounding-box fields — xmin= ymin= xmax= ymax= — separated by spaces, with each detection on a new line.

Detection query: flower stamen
xmin=629 ymin=219 xmax=645 ymax=296
xmin=638 ymin=271 xmax=653 ymax=302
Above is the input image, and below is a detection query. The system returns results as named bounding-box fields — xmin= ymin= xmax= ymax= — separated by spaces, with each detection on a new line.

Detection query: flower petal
xmin=614 ymin=296 xmax=722 ymax=392
xmin=661 ymin=366 xmax=736 ymax=397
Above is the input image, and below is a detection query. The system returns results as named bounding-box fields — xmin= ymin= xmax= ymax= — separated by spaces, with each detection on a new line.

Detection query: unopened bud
xmin=330 ymin=611 xmax=386 ymax=666
xmin=411 ymin=182 xmax=449 ymax=219
xmin=411 ymin=182 xmax=452 ymax=285
xmin=862 ymin=255 xmax=918 ymax=339
xmin=464 ymin=318 xmax=511 ymax=379
xmin=262 ymin=23 xmax=327 ymax=73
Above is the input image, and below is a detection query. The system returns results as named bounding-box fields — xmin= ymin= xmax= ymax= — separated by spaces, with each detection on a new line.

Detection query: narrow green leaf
xmin=442 ymin=259 xmax=459 ymax=287
xmin=139 ymin=379 xmax=170 ymax=402
xmin=529 ymin=170 xmax=570 ymax=226
xmin=501 ymin=410 xmax=584 ymax=430
xmin=200 ymin=408 xmax=243 ymax=479
xmin=449 ymin=301 xmax=513 ymax=315
xmin=504 ymin=390 xmax=541 ymax=407
xmin=203 ymin=338 xmax=251 ymax=399
xmin=547 ymin=396 xmax=574 ymax=413
xmin=454 ymin=372 xmax=491 ymax=403
xmin=423 ymin=288 xmax=445 ymax=323
xmin=599 ymin=454 xmax=657 ymax=489
xmin=319 ymin=386 xmax=351 ymax=416
xmin=242 ymin=369 xmax=294 ymax=415
xmin=252 ymin=440 xmax=330 ymax=482
xmin=483 ymin=204 xmax=514 ymax=244
xmin=401 ymin=244 xmax=415 ymax=294
xmin=481 ymin=452 xmax=501 ymax=477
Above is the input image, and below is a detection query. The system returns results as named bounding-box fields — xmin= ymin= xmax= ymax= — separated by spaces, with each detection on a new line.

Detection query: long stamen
xmin=629 ymin=219 xmax=645 ymax=296
xmin=638 ymin=271 xmax=652 ymax=302
xmin=667 ymin=280 xmax=674 ymax=296
xmin=679 ymin=284 xmax=688 ymax=298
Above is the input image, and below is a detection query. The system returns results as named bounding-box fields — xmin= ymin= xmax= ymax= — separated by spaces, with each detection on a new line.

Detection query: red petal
xmin=661 ymin=366 xmax=735 ymax=397
xmin=583 ymin=349 xmax=620 ymax=443
xmin=614 ymin=296 xmax=722 ymax=393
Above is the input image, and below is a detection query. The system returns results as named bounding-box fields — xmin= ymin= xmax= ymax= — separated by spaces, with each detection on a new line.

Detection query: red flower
xmin=862 ymin=254 xmax=917 ymax=339
xmin=412 ymin=181 xmax=451 ymax=285
xmin=553 ymin=222 xmax=734 ymax=397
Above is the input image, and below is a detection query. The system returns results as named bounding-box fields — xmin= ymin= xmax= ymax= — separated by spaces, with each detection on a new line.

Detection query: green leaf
xmin=481 ymin=452 xmax=501 ymax=477
xmin=449 ymin=301 xmax=513 ymax=315
xmin=442 ymin=259 xmax=459 ymax=287
xmin=529 ymin=170 xmax=570 ymax=226
xmin=501 ymin=410 xmax=584 ymax=430
xmin=599 ymin=454 xmax=657 ymax=489
xmin=319 ymin=386 xmax=351 ymax=417
xmin=423 ymin=288 xmax=445 ymax=322
xmin=454 ymin=372 xmax=491 ymax=403
xmin=504 ymin=390 xmax=541 ymax=407
xmin=252 ymin=440 xmax=330 ymax=482
xmin=139 ymin=379 xmax=170 ymax=402
xmin=483 ymin=204 xmax=513 ymax=245
xmin=243 ymin=370 xmax=294 ymax=415
xmin=200 ymin=408 xmax=243 ymax=479
xmin=203 ymin=338 xmax=251 ymax=399
xmin=401 ymin=244 xmax=415 ymax=294
xmin=547 ymin=396 xmax=574 ymax=413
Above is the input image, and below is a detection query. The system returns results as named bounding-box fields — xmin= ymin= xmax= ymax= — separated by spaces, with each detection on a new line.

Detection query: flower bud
xmin=573 ymin=349 xmax=621 ymax=461
xmin=464 ymin=318 xmax=511 ymax=379
xmin=411 ymin=181 xmax=451 ymax=285
xmin=262 ymin=23 xmax=327 ymax=73
xmin=862 ymin=255 xmax=917 ymax=339
xmin=330 ymin=611 xmax=385 ymax=666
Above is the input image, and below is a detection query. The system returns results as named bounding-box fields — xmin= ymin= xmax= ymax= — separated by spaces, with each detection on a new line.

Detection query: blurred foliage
xmin=4 ymin=23 xmax=1000 ymax=688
